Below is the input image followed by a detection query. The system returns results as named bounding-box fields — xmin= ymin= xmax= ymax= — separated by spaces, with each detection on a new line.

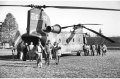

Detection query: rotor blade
xmin=61 ymin=24 xmax=101 ymax=29
xmin=81 ymin=24 xmax=102 ymax=25
xmin=61 ymin=26 xmax=74 ymax=29
xmin=82 ymin=25 xmax=115 ymax=43
xmin=0 ymin=4 xmax=44 ymax=9
xmin=45 ymin=5 xmax=120 ymax=11
xmin=1 ymin=5 xmax=120 ymax=11
xmin=0 ymin=5 xmax=31 ymax=7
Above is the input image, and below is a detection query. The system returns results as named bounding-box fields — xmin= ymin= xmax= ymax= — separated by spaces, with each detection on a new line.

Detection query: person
xmin=96 ymin=44 xmax=98 ymax=56
xmin=90 ymin=45 xmax=93 ymax=56
xmin=54 ymin=42 xmax=61 ymax=65
xmin=49 ymin=42 xmax=53 ymax=60
xmin=22 ymin=43 xmax=29 ymax=61
xmin=28 ymin=42 xmax=35 ymax=61
xmin=52 ymin=42 xmax=57 ymax=60
xmin=85 ymin=44 xmax=90 ymax=56
xmin=11 ymin=43 xmax=16 ymax=59
xmin=20 ymin=41 xmax=24 ymax=60
xmin=91 ymin=45 xmax=96 ymax=56
xmin=102 ymin=44 xmax=107 ymax=56
xmin=16 ymin=41 xmax=23 ymax=59
xmin=36 ymin=41 xmax=44 ymax=68
xmin=96 ymin=44 xmax=102 ymax=56
xmin=83 ymin=44 xmax=87 ymax=56
xmin=29 ymin=42 xmax=34 ymax=50
xmin=45 ymin=40 xmax=52 ymax=65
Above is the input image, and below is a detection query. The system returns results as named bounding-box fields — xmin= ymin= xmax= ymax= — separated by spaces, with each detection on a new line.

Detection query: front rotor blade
xmin=82 ymin=26 xmax=115 ymax=43
xmin=0 ymin=5 xmax=30 ymax=7
xmin=46 ymin=6 xmax=120 ymax=11
xmin=1 ymin=5 xmax=120 ymax=11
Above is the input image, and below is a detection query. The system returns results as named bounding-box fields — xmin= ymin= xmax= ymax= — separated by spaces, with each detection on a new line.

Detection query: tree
xmin=1 ymin=13 xmax=19 ymax=43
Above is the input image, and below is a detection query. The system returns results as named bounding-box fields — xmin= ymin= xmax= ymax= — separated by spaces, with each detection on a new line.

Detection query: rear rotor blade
xmin=82 ymin=25 xmax=115 ymax=43
xmin=61 ymin=25 xmax=74 ymax=29
xmin=61 ymin=24 xmax=101 ymax=29
xmin=81 ymin=24 xmax=102 ymax=25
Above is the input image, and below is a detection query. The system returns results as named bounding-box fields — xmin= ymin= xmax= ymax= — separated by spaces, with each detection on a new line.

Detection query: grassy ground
xmin=0 ymin=49 xmax=120 ymax=78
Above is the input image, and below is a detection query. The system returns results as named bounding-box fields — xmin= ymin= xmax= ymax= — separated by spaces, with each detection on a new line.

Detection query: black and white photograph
xmin=0 ymin=0 xmax=120 ymax=78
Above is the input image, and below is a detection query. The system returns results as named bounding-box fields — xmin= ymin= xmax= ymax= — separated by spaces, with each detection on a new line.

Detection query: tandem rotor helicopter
xmin=0 ymin=4 xmax=118 ymax=57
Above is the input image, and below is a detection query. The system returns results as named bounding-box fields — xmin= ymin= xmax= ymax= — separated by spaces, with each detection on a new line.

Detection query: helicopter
xmin=0 ymin=4 xmax=117 ymax=59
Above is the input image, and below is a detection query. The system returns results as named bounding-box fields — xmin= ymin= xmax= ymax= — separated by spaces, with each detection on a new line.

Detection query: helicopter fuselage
xmin=19 ymin=8 xmax=85 ymax=56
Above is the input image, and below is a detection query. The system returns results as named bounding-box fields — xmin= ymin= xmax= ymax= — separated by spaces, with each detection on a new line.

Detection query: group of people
xmin=36 ymin=40 xmax=61 ymax=68
xmin=83 ymin=44 xmax=107 ymax=56
xmin=11 ymin=39 xmax=107 ymax=68
xmin=13 ymin=39 xmax=62 ymax=68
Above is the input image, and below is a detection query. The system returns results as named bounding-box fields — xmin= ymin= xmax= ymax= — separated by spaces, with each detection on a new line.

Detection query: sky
xmin=0 ymin=0 xmax=120 ymax=37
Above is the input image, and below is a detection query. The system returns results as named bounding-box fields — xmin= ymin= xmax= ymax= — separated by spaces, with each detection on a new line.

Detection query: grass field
xmin=0 ymin=49 xmax=120 ymax=78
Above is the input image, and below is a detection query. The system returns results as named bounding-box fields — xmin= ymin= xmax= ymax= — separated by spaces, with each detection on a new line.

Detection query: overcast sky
xmin=0 ymin=0 xmax=120 ymax=37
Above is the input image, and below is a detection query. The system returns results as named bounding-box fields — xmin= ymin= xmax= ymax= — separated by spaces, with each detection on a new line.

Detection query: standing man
xmin=52 ymin=42 xmax=57 ymax=60
xmin=11 ymin=43 xmax=16 ymax=59
xmin=45 ymin=40 xmax=52 ymax=65
xmin=23 ymin=43 xmax=28 ymax=61
xmin=36 ymin=41 xmax=44 ymax=68
xmin=28 ymin=42 xmax=35 ymax=61
xmin=102 ymin=44 xmax=107 ymax=56
xmin=83 ymin=44 xmax=87 ymax=56
xmin=54 ymin=42 xmax=61 ymax=65
xmin=97 ymin=44 xmax=102 ymax=56
xmin=29 ymin=42 xmax=34 ymax=50
xmin=92 ymin=45 xmax=96 ymax=56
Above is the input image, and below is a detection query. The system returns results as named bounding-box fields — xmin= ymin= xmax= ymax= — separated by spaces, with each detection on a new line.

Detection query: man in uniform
xmin=11 ymin=43 xmax=16 ymax=59
xmin=45 ymin=40 xmax=52 ymax=65
xmin=36 ymin=41 xmax=44 ymax=68
xmin=102 ymin=44 xmax=107 ymax=56
xmin=23 ymin=43 xmax=28 ymax=61
xmin=28 ymin=42 xmax=35 ymax=61
xmin=54 ymin=42 xmax=61 ymax=65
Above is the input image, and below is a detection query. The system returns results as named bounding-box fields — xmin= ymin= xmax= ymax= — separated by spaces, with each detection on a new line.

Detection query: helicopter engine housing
xmin=46 ymin=24 xmax=61 ymax=34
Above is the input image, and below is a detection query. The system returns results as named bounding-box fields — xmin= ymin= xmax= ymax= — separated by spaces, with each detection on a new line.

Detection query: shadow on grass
xmin=61 ymin=54 xmax=76 ymax=57
xmin=0 ymin=54 xmax=75 ymax=60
